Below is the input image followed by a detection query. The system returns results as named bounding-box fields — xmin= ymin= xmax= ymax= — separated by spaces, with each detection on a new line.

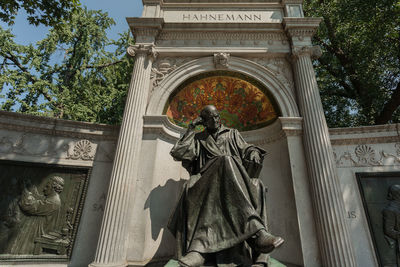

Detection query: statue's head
xmin=200 ymin=105 xmax=221 ymax=131
xmin=44 ymin=176 xmax=64 ymax=196
xmin=388 ymin=184 xmax=400 ymax=201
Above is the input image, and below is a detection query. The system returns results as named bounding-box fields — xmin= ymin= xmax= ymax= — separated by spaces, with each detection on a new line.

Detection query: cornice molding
xmin=283 ymin=17 xmax=322 ymax=39
xmin=127 ymin=17 xmax=164 ymax=42
xmin=0 ymin=111 xmax=119 ymax=141
xmin=329 ymin=124 xmax=400 ymax=146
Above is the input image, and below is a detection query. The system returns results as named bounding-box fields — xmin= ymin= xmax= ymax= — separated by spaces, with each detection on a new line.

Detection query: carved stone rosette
xmin=90 ymin=44 xmax=157 ymax=267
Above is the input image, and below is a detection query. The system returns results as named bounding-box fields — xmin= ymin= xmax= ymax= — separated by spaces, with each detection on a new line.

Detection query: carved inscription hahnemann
xmin=182 ymin=13 xmax=262 ymax=22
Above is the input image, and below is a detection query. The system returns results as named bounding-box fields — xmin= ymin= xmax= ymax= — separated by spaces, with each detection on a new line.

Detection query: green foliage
xmin=304 ymin=0 xmax=400 ymax=127
xmin=0 ymin=7 xmax=134 ymax=124
xmin=0 ymin=0 xmax=81 ymax=26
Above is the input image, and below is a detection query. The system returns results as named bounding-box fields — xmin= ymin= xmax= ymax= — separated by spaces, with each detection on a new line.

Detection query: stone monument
xmin=89 ymin=1 xmax=357 ymax=267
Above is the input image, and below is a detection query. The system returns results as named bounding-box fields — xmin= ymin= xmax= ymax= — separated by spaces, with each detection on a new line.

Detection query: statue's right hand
xmin=189 ymin=117 xmax=203 ymax=128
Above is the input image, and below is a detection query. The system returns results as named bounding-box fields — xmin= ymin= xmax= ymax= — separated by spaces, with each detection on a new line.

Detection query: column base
xmin=89 ymin=261 xmax=128 ymax=267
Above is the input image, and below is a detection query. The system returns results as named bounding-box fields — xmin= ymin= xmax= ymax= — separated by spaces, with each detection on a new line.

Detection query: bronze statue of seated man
xmin=169 ymin=105 xmax=284 ymax=267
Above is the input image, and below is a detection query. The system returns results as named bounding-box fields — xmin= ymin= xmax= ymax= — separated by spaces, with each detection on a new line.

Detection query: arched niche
xmin=164 ymin=71 xmax=281 ymax=131
xmin=147 ymin=56 xmax=300 ymax=120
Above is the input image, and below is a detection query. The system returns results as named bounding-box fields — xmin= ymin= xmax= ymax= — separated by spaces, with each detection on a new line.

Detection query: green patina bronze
xmin=167 ymin=105 xmax=283 ymax=266
xmin=0 ymin=161 xmax=90 ymax=262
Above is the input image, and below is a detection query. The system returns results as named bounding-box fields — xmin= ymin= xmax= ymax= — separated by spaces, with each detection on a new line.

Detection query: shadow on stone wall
xmin=145 ymin=178 xmax=186 ymax=259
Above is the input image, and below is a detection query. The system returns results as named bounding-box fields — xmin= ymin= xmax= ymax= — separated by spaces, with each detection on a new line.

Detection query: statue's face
xmin=391 ymin=185 xmax=400 ymax=200
xmin=203 ymin=109 xmax=221 ymax=131
xmin=43 ymin=182 xmax=54 ymax=196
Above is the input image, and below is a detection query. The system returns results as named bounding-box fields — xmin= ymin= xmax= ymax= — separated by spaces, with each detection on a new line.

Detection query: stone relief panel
xmin=334 ymin=143 xmax=400 ymax=167
xmin=0 ymin=132 xmax=98 ymax=162
xmin=249 ymin=57 xmax=295 ymax=92
xmin=357 ymin=172 xmax=400 ymax=267
xmin=0 ymin=160 xmax=90 ymax=261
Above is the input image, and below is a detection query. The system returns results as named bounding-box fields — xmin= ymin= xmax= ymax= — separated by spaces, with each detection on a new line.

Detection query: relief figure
xmin=383 ymin=184 xmax=400 ymax=267
xmin=3 ymin=176 xmax=64 ymax=254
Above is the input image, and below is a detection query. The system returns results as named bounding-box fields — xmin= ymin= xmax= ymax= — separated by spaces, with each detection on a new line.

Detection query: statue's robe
xmin=383 ymin=200 xmax=400 ymax=266
xmin=169 ymin=125 xmax=270 ymax=266
xmin=5 ymin=190 xmax=61 ymax=254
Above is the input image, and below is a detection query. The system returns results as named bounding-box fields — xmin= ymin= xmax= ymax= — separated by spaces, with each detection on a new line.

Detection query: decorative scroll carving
xmin=334 ymin=143 xmax=400 ymax=167
xmin=214 ymin=53 xmax=230 ymax=69
xmin=291 ymin=46 xmax=322 ymax=60
xmin=150 ymin=57 xmax=195 ymax=89
xmin=251 ymin=57 xmax=295 ymax=91
xmin=66 ymin=140 xmax=96 ymax=161
xmin=127 ymin=44 xmax=158 ymax=60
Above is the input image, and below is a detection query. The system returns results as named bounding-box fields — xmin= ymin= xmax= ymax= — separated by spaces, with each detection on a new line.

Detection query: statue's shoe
xmin=254 ymin=229 xmax=284 ymax=253
xmin=178 ymin=252 xmax=205 ymax=267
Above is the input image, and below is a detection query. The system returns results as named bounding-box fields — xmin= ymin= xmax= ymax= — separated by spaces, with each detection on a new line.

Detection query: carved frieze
xmin=0 ymin=133 xmax=97 ymax=162
xmin=334 ymin=143 xmax=400 ymax=167
xmin=0 ymin=134 xmax=68 ymax=157
xmin=156 ymin=32 xmax=288 ymax=46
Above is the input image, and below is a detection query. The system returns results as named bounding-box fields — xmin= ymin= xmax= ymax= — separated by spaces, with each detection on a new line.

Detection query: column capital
xmin=291 ymin=45 xmax=322 ymax=60
xmin=127 ymin=44 xmax=158 ymax=61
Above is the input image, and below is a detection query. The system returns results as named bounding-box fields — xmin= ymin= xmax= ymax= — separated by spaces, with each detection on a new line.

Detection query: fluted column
xmin=291 ymin=46 xmax=356 ymax=267
xmin=89 ymin=44 xmax=157 ymax=267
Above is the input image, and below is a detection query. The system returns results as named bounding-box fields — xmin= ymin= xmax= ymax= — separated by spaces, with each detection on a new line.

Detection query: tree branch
xmin=375 ymin=82 xmax=400 ymax=124
xmin=2 ymin=53 xmax=53 ymax=103
xmin=320 ymin=16 xmax=366 ymax=98
xmin=83 ymin=60 xmax=123 ymax=69
xmin=317 ymin=56 xmax=356 ymax=99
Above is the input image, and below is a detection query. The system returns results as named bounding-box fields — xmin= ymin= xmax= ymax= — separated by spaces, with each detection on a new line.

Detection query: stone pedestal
xmin=89 ymin=44 xmax=157 ymax=267
xmin=285 ymin=17 xmax=357 ymax=267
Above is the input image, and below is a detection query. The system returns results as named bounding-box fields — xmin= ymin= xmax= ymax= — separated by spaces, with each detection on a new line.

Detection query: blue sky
xmin=0 ymin=0 xmax=144 ymax=45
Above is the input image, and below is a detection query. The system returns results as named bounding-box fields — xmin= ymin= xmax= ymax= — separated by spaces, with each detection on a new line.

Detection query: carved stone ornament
xmin=250 ymin=57 xmax=295 ymax=91
xmin=214 ymin=53 xmax=230 ymax=69
xmin=291 ymin=45 xmax=322 ymax=60
xmin=0 ymin=133 xmax=68 ymax=157
xmin=66 ymin=139 xmax=96 ymax=161
xmin=127 ymin=44 xmax=158 ymax=61
xmin=333 ymin=143 xmax=400 ymax=167
xmin=150 ymin=57 xmax=195 ymax=89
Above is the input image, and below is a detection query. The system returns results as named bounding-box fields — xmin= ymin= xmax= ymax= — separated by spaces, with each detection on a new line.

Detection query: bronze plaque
xmin=357 ymin=172 xmax=400 ymax=267
xmin=0 ymin=160 xmax=91 ymax=262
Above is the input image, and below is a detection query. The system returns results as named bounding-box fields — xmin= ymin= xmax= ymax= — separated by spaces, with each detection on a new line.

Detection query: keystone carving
xmin=214 ymin=53 xmax=230 ymax=69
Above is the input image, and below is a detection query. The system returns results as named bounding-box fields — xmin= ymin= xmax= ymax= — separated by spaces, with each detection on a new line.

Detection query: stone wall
xmin=330 ymin=124 xmax=400 ymax=267
xmin=1 ymin=110 xmax=399 ymax=267
xmin=0 ymin=111 xmax=118 ymax=267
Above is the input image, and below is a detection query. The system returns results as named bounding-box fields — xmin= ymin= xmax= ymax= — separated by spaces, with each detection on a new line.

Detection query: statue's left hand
xmin=249 ymin=150 xmax=261 ymax=164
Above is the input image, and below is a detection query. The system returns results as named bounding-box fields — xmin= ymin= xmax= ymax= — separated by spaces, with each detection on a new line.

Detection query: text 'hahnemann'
xmin=182 ymin=13 xmax=263 ymax=22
